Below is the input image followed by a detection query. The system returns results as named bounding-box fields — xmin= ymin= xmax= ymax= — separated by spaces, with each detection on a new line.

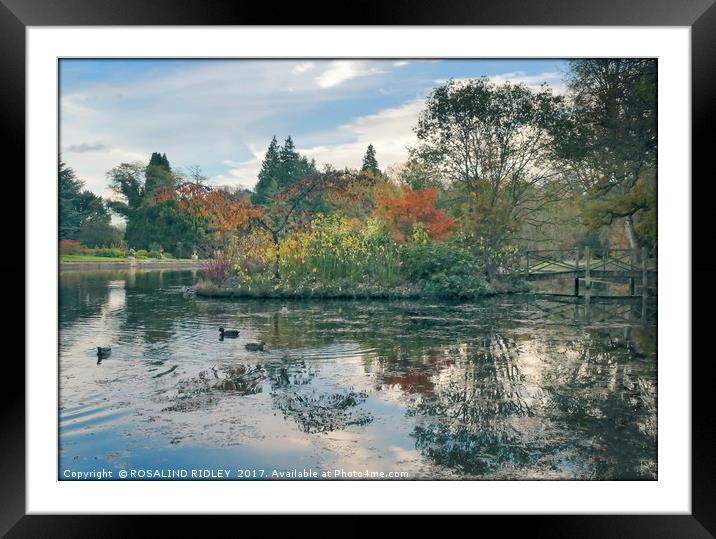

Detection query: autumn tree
xmin=412 ymin=79 xmax=567 ymax=272
xmin=254 ymin=170 xmax=375 ymax=278
xmin=106 ymin=155 xmax=200 ymax=255
xmin=178 ymin=170 xmax=375 ymax=279
xmin=374 ymin=186 xmax=457 ymax=243
xmin=170 ymin=181 xmax=262 ymax=254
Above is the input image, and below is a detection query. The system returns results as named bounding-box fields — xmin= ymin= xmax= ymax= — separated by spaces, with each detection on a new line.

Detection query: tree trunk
xmin=623 ymin=215 xmax=638 ymax=250
xmin=272 ymin=232 xmax=281 ymax=281
xmin=623 ymin=215 xmax=639 ymax=264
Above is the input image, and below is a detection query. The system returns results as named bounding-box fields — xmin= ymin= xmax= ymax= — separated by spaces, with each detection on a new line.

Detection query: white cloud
xmin=302 ymin=100 xmax=421 ymax=171
xmin=315 ymin=61 xmax=385 ymax=89
xmin=393 ymin=61 xmax=409 ymax=67
xmin=292 ymin=62 xmax=315 ymax=74
xmin=212 ymin=146 xmax=266 ymax=189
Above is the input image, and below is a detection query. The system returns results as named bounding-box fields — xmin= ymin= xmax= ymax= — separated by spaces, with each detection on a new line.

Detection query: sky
xmin=59 ymin=58 xmax=570 ymax=197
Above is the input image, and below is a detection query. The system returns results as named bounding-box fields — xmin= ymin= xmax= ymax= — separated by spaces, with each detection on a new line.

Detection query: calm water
xmin=59 ymin=269 xmax=657 ymax=480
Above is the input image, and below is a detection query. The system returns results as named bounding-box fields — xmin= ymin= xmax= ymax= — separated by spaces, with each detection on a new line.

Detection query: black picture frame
xmin=3 ymin=0 xmax=713 ymax=535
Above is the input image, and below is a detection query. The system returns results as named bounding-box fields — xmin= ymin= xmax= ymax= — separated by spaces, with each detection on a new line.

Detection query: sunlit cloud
xmin=315 ymin=61 xmax=386 ymax=89
xmin=292 ymin=62 xmax=315 ymax=74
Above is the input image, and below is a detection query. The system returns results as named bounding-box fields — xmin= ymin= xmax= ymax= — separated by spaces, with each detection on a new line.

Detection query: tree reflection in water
xmin=395 ymin=326 xmax=656 ymax=479
xmin=160 ymin=356 xmax=373 ymax=435
xmin=272 ymin=390 xmax=373 ymax=434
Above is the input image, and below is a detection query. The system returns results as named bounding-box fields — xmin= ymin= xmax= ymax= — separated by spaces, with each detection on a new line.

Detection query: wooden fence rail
xmin=522 ymin=247 xmax=657 ymax=298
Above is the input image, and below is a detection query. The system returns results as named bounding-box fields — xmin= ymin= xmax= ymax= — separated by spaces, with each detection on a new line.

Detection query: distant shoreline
xmin=59 ymin=259 xmax=205 ymax=272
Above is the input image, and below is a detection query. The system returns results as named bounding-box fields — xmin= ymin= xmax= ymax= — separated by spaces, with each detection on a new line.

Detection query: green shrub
xmin=92 ymin=247 xmax=126 ymax=258
xmin=78 ymin=221 xmax=124 ymax=248
xmin=403 ymin=238 xmax=484 ymax=297
xmin=135 ymin=249 xmax=148 ymax=259
xmin=147 ymin=250 xmax=162 ymax=259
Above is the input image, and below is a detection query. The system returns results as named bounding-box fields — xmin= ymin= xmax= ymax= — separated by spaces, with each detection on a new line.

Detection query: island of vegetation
xmin=59 ymin=60 xmax=656 ymax=300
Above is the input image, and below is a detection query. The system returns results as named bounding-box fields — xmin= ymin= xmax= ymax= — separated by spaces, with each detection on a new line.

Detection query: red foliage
xmin=202 ymin=252 xmax=232 ymax=284
xmin=59 ymin=239 xmax=84 ymax=254
xmin=373 ymin=186 xmax=457 ymax=242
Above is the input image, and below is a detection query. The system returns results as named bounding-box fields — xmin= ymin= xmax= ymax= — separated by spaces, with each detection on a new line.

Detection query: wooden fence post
xmin=585 ymin=246 xmax=591 ymax=292
xmin=574 ymin=247 xmax=580 ymax=297
xmin=641 ymin=246 xmax=649 ymax=323
xmin=603 ymin=248 xmax=608 ymax=272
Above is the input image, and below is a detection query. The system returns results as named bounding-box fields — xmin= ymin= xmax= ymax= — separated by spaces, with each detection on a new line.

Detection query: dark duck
xmin=219 ymin=327 xmax=240 ymax=339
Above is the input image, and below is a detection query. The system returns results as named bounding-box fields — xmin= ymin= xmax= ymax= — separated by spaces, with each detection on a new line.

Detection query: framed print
xmin=4 ymin=0 xmax=714 ymax=535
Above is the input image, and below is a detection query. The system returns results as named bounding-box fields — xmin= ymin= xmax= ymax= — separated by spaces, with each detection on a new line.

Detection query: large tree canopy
xmin=556 ymin=59 xmax=657 ymax=249
xmin=59 ymin=161 xmax=113 ymax=242
xmin=411 ymin=78 xmax=567 ymax=271
xmin=106 ymin=155 xmax=202 ymax=255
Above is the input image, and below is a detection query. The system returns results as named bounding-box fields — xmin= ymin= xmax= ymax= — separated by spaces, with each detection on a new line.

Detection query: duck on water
xmin=219 ymin=327 xmax=240 ymax=339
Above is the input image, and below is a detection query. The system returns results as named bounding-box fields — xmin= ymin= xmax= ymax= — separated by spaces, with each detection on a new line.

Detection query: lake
xmin=59 ymin=269 xmax=657 ymax=480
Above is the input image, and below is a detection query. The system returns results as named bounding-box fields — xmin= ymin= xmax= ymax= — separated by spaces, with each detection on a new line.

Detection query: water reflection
xmin=59 ymin=270 xmax=657 ymax=479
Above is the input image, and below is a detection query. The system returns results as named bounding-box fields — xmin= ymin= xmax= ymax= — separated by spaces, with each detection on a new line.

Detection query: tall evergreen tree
xmin=252 ymin=136 xmax=318 ymax=206
xmin=252 ymin=136 xmax=281 ymax=206
xmin=279 ymin=136 xmax=299 ymax=164
xmin=59 ymin=161 xmax=113 ymax=241
xmin=361 ymin=144 xmax=380 ymax=176
xmin=278 ymin=136 xmax=304 ymax=188
xmin=144 ymin=151 xmax=174 ymax=199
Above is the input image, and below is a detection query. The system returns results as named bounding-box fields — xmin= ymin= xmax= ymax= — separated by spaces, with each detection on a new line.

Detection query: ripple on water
xmin=60 ymin=399 xmax=130 ymax=436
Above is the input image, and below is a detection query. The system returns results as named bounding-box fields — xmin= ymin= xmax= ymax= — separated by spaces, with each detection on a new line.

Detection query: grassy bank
xmin=60 ymin=254 xmax=198 ymax=263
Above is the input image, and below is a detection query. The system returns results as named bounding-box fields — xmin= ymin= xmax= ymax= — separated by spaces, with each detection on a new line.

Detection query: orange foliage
xmin=373 ymin=186 xmax=457 ymax=243
xmin=153 ymin=186 xmax=176 ymax=204
xmin=173 ymin=183 xmax=264 ymax=233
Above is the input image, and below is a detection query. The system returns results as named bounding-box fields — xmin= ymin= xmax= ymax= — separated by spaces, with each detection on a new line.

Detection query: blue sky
xmin=60 ymin=59 xmax=569 ymax=196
